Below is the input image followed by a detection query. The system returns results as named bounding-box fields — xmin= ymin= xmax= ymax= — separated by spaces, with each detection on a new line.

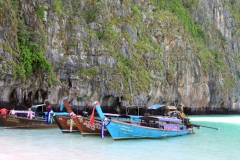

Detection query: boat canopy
xmin=31 ymin=104 xmax=45 ymax=112
xmin=51 ymin=112 xmax=69 ymax=116
xmin=141 ymin=116 xmax=182 ymax=123
xmin=31 ymin=104 xmax=69 ymax=116
xmin=38 ymin=112 xmax=69 ymax=116
xmin=104 ymin=113 xmax=142 ymax=120
xmin=14 ymin=110 xmax=30 ymax=114
xmin=147 ymin=104 xmax=165 ymax=110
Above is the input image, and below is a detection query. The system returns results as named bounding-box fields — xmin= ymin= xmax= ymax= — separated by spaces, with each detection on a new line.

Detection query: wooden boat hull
xmin=63 ymin=99 xmax=109 ymax=135
xmin=74 ymin=115 xmax=108 ymax=135
xmin=53 ymin=115 xmax=79 ymax=133
xmin=0 ymin=115 xmax=57 ymax=129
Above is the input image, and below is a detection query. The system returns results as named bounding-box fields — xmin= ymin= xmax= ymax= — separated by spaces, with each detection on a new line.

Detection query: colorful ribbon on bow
xmin=100 ymin=117 xmax=111 ymax=138
xmin=46 ymin=109 xmax=53 ymax=124
xmin=69 ymin=112 xmax=77 ymax=132
xmin=101 ymin=120 xmax=105 ymax=138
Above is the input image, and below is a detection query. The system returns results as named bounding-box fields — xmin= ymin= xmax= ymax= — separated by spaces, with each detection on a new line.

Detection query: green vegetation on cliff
xmin=153 ymin=0 xmax=236 ymax=93
xmin=1 ymin=0 xmax=239 ymax=106
xmin=15 ymin=21 xmax=53 ymax=82
xmin=4 ymin=1 xmax=55 ymax=85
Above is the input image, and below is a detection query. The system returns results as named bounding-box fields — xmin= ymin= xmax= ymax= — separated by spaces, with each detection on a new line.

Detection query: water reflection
xmin=0 ymin=115 xmax=239 ymax=160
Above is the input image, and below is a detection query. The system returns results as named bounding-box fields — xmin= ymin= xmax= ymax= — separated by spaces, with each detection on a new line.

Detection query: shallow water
xmin=0 ymin=115 xmax=239 ymax=160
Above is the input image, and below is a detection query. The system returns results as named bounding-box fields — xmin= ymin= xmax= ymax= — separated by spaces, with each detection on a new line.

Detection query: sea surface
xmin=0 ymin=115 xmax=239 ymax=160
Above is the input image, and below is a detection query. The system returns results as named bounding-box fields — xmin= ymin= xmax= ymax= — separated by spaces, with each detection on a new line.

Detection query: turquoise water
xmin=0 ymin=115 xmax=239 ymax=160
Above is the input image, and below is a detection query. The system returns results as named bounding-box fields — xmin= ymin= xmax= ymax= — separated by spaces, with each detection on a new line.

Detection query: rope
xmin=105 ymin=119 xmax=111 ymax=126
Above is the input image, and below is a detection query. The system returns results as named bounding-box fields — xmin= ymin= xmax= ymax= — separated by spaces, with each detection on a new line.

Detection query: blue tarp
xmin=147 ymin=104 xmax=165 ymax=110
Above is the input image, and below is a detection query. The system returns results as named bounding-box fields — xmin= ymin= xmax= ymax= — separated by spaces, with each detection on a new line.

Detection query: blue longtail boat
xmin=92 ymin=101 xmax=193 ymax=140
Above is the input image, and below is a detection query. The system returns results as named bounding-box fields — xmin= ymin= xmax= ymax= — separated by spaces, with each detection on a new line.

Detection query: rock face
xmin=0 ymin=0 xmax=240 ymax=114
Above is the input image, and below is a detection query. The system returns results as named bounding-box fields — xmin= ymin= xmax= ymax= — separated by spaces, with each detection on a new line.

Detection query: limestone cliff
xmin=0 ymin=0 xmax=240 ymax=114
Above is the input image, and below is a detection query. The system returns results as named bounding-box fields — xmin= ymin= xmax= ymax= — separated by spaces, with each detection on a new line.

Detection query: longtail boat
xmin=92 ymin=101 xmax=194 ymax=140
xmin=53 ymin=115 xmax=79 ymax=133
xmin=63 ymin=99 xmax=109 ymax=135
xmin=0 ymin=104 xmax=69 ymax=129
xmin=0 ymin=114 xmax=58 ymax=129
